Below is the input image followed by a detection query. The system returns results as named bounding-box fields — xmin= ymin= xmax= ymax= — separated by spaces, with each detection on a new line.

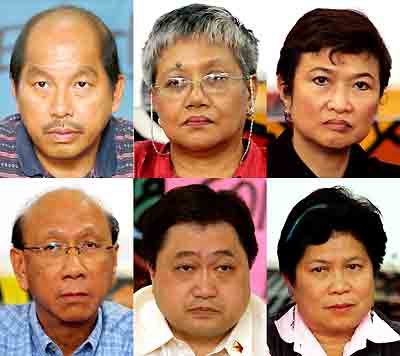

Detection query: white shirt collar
xmin=275 ymin=305 xmax=400 ymax=356
xmin=135 ymin=285 xmax=266 ymax=356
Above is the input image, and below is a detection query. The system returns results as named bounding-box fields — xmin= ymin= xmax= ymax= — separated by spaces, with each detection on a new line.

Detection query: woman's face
xmin=152 ymin=36 xmax=250 ymax=152
xmin=291 ymin=232 xmax=375 ymax=338
xmin=279 ymin=48 xmax=380 ymax=151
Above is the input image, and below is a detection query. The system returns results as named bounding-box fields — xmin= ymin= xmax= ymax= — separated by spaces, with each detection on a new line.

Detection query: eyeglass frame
xmin=19 ymin=241 xmax=117 ymax=258
xmin=151 ymin=72 xmax=253 ymax=98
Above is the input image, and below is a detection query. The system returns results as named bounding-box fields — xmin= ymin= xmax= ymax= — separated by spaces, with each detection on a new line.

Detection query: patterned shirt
xmin=135 ymin=285 xmax=267 ymax=356
xmin=0 ymin=114 xmax=133 ymax=177
xmin=0 ymin=301 xmax=133 ymax=356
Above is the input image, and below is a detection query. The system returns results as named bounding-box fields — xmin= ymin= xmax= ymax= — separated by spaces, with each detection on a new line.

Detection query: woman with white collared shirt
xmin=267 ymin=186 xmax=400 ymax=356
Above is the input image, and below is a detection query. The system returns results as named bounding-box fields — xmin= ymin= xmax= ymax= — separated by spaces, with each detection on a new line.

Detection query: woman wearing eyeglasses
xmin=268 ymin=186 xmax=400 ymax=356
xmin=134 ymin=4 xmax=266 ymax=178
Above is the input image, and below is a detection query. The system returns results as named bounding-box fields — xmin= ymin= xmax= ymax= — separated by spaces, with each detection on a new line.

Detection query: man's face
xmin=13 ymin=15 xmax=124 ymax=165
xmin=149 ymin=222 xmax=251 ymax=345
xmin=11 ymin=190 xmax=118 ymax=326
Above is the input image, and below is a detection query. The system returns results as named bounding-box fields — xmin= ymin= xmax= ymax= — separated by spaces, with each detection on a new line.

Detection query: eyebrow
xmin=308 ymin=256 xmax=366 ymax=264
xmin=309 ymin=67 xmax=376 ymax=80
xmin=25 ymin=65 xmax=98 ymax=80
xmin=174 ymin=249 xmax=236 ymax=259
xmin=44 ymin=226 xmax=103 ymax=240
xmin=162 ymin=58 xmax=232 ymax=76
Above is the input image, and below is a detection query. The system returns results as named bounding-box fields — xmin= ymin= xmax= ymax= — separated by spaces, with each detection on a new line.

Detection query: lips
xmin=46 ymin=128 xmax=82 ymax=143
xmin=323 ymin=119 xmax=352 ymax=132
xmin=326 ymin=303 xmax=355 ymax=311
xmin=183 ymin=116 xmax=213 ymax=127
xmin=59 ymin=292 xmax=89 ymax=301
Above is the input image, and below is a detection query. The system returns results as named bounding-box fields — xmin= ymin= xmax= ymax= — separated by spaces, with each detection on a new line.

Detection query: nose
xmin=61 ymin=250 xmax=87 ymax=279
xmin=328 ymin=270 xmax=351 ymax=295
xmin=327 ymin=85 xmax=353 ymax=113
xmin=184 ymin=79 xmax=211 ymax=109
xmin=50 ymin=87 xmax=73 ymax=118
xmin=192 ymin=269 xmax=217 ymax=299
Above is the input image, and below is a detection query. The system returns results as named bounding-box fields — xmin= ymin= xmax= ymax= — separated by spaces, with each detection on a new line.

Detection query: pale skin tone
xmin=13 ymin=11 xmax=124 ymax=177
xmin=149 ymin=222 xmax=251 ymax=356
xmin=10 ymin=189 xmax=118 ymax=356
xmin=153 ymin=36 xmax=257 ymax=177
xmin=286 ymin=232 xmax=375 ymax=356
xmin=278 ymin=48 xmax=381 ymax=177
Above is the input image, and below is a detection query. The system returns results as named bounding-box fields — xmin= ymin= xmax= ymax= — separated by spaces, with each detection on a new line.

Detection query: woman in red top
xmin=134 ymin=4 xmax=266 ymax=178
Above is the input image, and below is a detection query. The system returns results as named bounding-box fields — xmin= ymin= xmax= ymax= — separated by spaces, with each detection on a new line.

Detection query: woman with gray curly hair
xmin=134 ymin=3 xmax=266 ymax=178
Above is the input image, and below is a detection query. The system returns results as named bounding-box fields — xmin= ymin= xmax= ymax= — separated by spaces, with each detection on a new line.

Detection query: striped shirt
xmin=0 ymin=301 xmax=133 ymax=355
xmin=0 ymin=114 xmax=133 ymax=178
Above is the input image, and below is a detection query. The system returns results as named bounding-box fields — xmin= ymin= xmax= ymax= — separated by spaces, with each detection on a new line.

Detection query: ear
xmin=11 ymin=81 xmax=20 ymax=112
xmin=112 ymin=244 xmax=119 ymax=275
xmin=277 ymin=75 xmax=292 ymax=111
xmin=150 ymin=87 xmax=161 ymax=114
xmin=10 ymin=248 xmax=29 ymax=291
xmin=282 ymin=273 xmax=295 ymax=300
xmin=111 ymin=75 xmax=125 ymax=113
xmin=147 ymin=263 xmax=156 ymax=284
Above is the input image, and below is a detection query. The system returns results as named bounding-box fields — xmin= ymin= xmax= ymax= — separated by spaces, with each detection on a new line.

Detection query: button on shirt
xmin=0 ymin=301 xmax=133 ymax=355
xmin=275 ymin=305 xmax=400 ymax=356
xmin=135 ymin=285 xmax=267 ymax=356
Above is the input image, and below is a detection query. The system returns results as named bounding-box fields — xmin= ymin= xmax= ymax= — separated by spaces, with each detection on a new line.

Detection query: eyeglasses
xmin=152 ymin=72 xmax=250 ymax=98
xmin=21 ymin=241 xmax=115 ymax=260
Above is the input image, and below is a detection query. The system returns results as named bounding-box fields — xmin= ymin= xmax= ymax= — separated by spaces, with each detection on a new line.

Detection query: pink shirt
xmin=134 ymin=140 xmax=267 ymax=178
xmin=275 ymin=305 xmax=400 ymax=356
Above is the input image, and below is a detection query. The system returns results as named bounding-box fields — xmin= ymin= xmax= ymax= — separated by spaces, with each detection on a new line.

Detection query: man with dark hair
xmin=0 ymin=188 xmax=133 ymax=355
xmin=135 ymin=184 xmax=266 ymax=355
xmin=0 ymin=5 xmax=133 ymax=177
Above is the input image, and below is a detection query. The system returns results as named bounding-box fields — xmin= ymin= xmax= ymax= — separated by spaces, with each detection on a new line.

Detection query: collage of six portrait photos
xmin=1 ymin=1 xmax=400 ymax=356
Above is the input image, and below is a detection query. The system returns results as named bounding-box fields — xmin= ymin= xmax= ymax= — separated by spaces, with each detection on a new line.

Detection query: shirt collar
xmin=135 ymin=285 xmax=254 ymax=355
xmin=29 ymin=301 xmax=103 ymax=355
xmin=275 ymin=305 xmax=400 ymax=356
xmin=16 ymin=117 xmax=117 ymax=177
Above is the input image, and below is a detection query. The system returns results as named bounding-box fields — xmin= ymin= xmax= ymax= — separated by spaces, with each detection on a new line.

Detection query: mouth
xmin=183 ymin=116 xmax=213 ymax=127
xmin=323 ymin=119 xmax=352 ymax=132
xmin=326 ymin=303 xmax=355 ymax=312
xmin=46 ymin=128 xmax=82 ymax=143
xmin=60 ymin=292 xmax=89 ymax=301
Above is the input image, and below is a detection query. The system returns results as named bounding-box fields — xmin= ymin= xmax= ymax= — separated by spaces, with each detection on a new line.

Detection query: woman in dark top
xmin=268 ymin=187 xmax=400 ymax=356
xmin=268 ymin=8 xmax=400 ymax=177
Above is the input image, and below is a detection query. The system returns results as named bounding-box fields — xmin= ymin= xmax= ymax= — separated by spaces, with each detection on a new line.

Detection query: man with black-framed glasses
xmin=0 ymin=188 xmax=133 ymax=355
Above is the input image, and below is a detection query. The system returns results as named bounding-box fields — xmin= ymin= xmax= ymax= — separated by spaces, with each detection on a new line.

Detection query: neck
xmin=37 ymin=312 xmax=98 ymax=356
xmin=313 ymin=330 xmax=354 ymax=356
xmin=173 ymin=330 xmax=228 ymax=356
xmin=35 ymin=142 xmax=100 ymax=178
xmin=292 ymin=131 xmax=350 ymax=178
xmin=170 ymin=138 xmax=245 ymax=178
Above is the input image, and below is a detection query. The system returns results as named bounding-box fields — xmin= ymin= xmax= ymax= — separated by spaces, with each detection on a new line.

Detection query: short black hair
xmin=277 ymin=8 xmax=391 ymax=97
xmin=12 ymin=208 xmax=119 ymax=249
xmin=10 ymin=5 xmax=121 ymax=91
xmin=278 ymin=186 xmax=387 ymax=285
xmin=138 ymin=184 xmax=258 ymax=269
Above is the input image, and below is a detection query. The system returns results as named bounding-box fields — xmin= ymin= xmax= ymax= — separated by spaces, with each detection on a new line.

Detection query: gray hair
xmin=142 ymin=3 xmax=259 ymax=86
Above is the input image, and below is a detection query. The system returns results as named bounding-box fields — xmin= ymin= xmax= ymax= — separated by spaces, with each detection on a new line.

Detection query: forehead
xmin=300 ymin=232 xmax=370 ymax=264
xmin=159 ymin=222 xmax=246 ymax=260
xmin=22 ymin=191 xmax=109 ymax=242
xmin=23 ymin=14 xmax=103 ymax=71
xmin=296 ymin=48 xmax=379 ymax=77
xmin=156 ymin=36 xmax=241 ymax=75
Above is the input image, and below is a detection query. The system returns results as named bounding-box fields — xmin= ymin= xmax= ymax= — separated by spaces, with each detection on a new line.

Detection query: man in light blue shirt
xmin=0 ymin=188 xmax=133 ymax=355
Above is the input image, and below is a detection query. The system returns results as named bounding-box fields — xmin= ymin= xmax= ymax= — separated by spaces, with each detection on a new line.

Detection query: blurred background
xmin=0 ymin=179 xmax=133 ymax=308
xmin=267 ymin=179 xmax=400 ymax=321
xmin=0 ymin=0 xmax=133 ymax=120
xmin=134 ymin=178 xmax=266 ymax=301
xmin=266 ymin=1 xmax=400 ymax=165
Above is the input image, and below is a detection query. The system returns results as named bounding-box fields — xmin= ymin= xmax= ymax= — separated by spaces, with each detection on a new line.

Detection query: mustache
xmin=42 ymin=120 xmax=84 ymax=133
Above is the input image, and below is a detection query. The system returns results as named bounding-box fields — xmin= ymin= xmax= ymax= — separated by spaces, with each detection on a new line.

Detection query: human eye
xmin=354 ymin=81 xmax=371 ymax=91
xmin=73 ymin=81 xmax=90 ymax=89
xmin=81 ymin=241 xmax=100 ymax=250
xmin=164 ymin=77 xmax=186 ymax=89
xmin=43 ymin=242 xmax=62 ymax=252
xmin=311 ymin=266 xmax=327 ymax=273
xmin=205 ymin=73 xmax=229 ymax=83
xmin=33 ymin=81 xmax=50 ymax=89
xmin=312 ymin=76 xmax=329 ymax=86
xmin=216 ymin=264 xmax=234 ymax=272
xmin=347 ymin=263 xmax=362 ymax=270
xmin=175 ymin=264 xmax=194 ymax=272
